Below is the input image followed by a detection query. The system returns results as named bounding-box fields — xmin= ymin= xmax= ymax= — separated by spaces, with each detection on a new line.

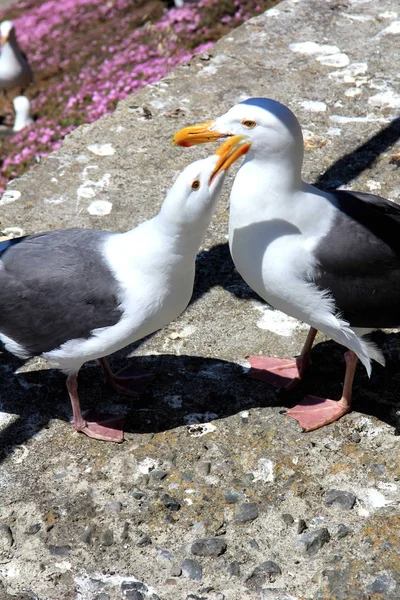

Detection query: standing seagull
xmin=0 ymin=20 xmax=33 ymax=97
xmin=13 ymin=95 xmax=33 ymax=131
xmin=173 ymin=97 xmax=400 ymax=431
xmin=0 ymin=137 xmax=249 ymax=442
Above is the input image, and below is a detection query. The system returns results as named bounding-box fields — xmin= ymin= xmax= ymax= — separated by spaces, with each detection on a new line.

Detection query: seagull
xmin=0 ymin=20 xmax=33 ymax=97
xmin=0 ymin=136 xmax=249 ymax=442
xmin=13 ymin=95 xmax=33 ymax=131
xmin=173 ymin=97 xmax=400 ymax=432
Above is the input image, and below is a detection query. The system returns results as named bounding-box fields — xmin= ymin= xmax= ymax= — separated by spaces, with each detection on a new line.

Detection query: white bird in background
xmin=0 ymin=20 xmax=33 ymax=97
xmin=0 ymin=137 xmax=249 ymax=443
xmin=13 ymin=95 xmax=33 ymax=131
xmin=173 ymin=97 xmax=400 ymax=432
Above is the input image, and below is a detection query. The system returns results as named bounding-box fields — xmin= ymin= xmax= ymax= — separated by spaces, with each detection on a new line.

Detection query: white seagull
xmin=0 ymin=20 xmax=33 ymax=95
xmin=0 ymin=136 xmax=249 ymax=442
xmin=13 ymin=95 xmax=33 ymax=131
xmin=173 ymin=97 xmax=400 ymax=431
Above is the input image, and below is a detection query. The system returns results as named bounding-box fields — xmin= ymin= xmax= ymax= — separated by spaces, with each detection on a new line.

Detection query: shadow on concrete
xmin=1 ymin=116 xmax=400 ymax=455
xmin=315 ymin=115 xmax=400 ymax=190
xmin=1 ymin=333 xmax=400 ymax=457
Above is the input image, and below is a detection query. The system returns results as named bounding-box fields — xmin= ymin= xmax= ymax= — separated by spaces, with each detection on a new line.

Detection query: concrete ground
xmin=0 ymin=0 xmax=400 ymax=599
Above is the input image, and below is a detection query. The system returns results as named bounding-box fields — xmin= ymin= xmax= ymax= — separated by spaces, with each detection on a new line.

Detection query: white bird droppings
xmin=317 ymin=53 xmax=350 ymax=68
xmin=252 ymin=458 xmax=274 ymax=483
xmin=366 ymin=180 xmax=381 ymax=191
xmin=1 ymin=226 xmax=24 ymax=237
xmin=137 ymin=457 xmax=159 ymax=474
xmin=0 ymin=190 xmax=21 ymax=205
xmin=253 ymin=302 xmax=307 ymax=336
xmin=87 ymin=200 xmax=113 ymax=216
xmin=345 ymin=88 xmax=362 ymax=97
xmin=368 ymin=89 xmax=400 ymax=108
xmin=87 ymin=143 xmax=116 ymax=156
xmin=266 ymin=7 xmax=280 ymax=17
xmin=330 ymin=115 xmax=391 ymax=124
xmin=300 ymin=100 xmax=327 ymax=112
xmin=289 ymin=41 xmax=340 ymax=55
xmin=376 ymin=20 xmax=400 ymax=36
xmin=77 ymin=186 xmax=96 ymax=199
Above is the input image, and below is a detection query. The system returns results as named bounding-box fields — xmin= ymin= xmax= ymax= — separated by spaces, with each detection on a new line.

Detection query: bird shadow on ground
xmin=316 ymin=115 xmax=400 ymax=190
xmin=1 ymin=331 xmax=400 ymax=457
xmin=1 ymin=116 xmax=400 ymax=455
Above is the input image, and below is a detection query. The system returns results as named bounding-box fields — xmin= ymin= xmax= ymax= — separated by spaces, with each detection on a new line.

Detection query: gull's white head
xmin=0 ymin=20 xmax=15 ymax=45
xmin=161 ymin=136 xmax=250 ymax=228
xmin=173 ymin=97 xmax=304 ymax=162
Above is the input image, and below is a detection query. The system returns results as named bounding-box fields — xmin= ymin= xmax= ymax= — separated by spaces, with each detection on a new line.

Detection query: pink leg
xmin=248 ymin=327 xmax=317 ymax=390
xmin=98 ymin=358 xmax=155 ymax=397
xmin=286 ymin=350 xmax=358 ymax=432
xmin=67 ymin=373 xmax=124 ymax=443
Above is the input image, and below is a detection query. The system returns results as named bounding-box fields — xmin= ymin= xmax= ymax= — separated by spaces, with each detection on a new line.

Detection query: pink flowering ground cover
xmin=0 ymin=0 xmax=279 ymax=193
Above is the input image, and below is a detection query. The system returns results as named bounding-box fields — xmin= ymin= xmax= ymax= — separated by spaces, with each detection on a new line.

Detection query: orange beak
xmin=172 ymin=120 xmax=229 ymax=147
xmin=209 ymin=135 xmax=251 ymax=183
xmin=1 ymin=35 xmax=8 ymax=45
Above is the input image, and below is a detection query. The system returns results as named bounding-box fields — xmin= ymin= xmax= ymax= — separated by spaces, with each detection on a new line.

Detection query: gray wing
xmin=0 ymin=228 xmax=123 ymax=357
xmin=313 ymin=190 xmax=400 ymax=328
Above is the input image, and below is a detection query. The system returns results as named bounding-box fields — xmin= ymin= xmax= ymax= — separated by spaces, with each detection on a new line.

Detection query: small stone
xmin=136 ymin=531 xmax=152 ymax=547
xmin=170 ymin=566 xmax=182 ymax=577
xmin=325 ymin=489 xmax=356 ymax=510
xmin=249 ymin=539 xmax=260 ymax=550
xmin=105 ymin=501 xmax=122 ymax=512
xmin=367 ymin=574 xmax=397 ymax=594
xmin=227 ymin=561 xmax=240 ymax=577
xmin=234 ymin=502 xmax=259 ymax=523
xmin=296 ymin=528 xmax=330 ymax=556
xmin=47 ymin=544 xmax=71 ymax=557
xmin=161 ymin=494 xmax=181 ymax=512
xmin=95 ymin=594 xmax=110 ymax=600
xmin=183 ymin=472 xmax=195 ymax=482
xmin=245 ymin=561 xmax=282 ymax=588
xmin=182 ymin=558 xmax=202 ymax=581
xmin=99 ymin=530 xmax=114 ymax=546
xmin=191 ymin=537 xmax=227 ymax=557
xmin=225 ymin=490 xmax=242 ymax=504
xmin=80 ymin=527 xmax=94 ymax=544
xmin=282 ymin=513 xmax=294 ymax=525
xmin=297 ymin=519 xmax=308 ymax=534
xmin=121 ymin=581 xmax=147 ymax=597
xmin=132 ymin=491 xmax=146 ymax=500
xmin=150 ymin=470 xmax=168 ymax=481
xmin=25 ymin=523 xmax=41 ymax=535
xmin=197 ymin=462 xmax=211 ymax=476
xmin=0 ymin=525 xmax=13 ymax=550
xmin=351 ymin=431 xmax=361 ymax=443
xmin=336 ymin=524 xmax=352 ymax=539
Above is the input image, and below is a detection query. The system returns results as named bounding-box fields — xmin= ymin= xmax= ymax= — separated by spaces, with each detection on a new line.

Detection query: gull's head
xmin=172 ymin=97 xmax=303 ymax=159
xmin=162 ymin=135 xmax=250 ymax=225
xmin=0 ymin=20 xmax=15 ymax=45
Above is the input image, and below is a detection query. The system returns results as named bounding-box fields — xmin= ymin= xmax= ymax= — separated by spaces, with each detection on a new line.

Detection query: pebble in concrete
xmin=325 ymin=489 xmax=356 ymax=510
xmin=281 ymin=513 xmax=294 ymax=525
xmin=297 ymin=519 xmax=308 ymax=534
xmin=234 ymin=502 xmax=259 ymax=523
xmin=182 ymin=558 xmax=203 ymax=581
xmin=227 ymin=561 xmax=240 ymax=578
xmin=336 ymin=524 xmax=352 ymax=539
xmin=99 ymin=530 xmax=114 ymax=546
xmin=161 ymin=494 xmax=181 ymax=512
xmin=0 ymin=525 xmax=13 ymax=551
xmin=191 ymin=538 xmax=227 ymax=557
xmin=245 ymin=561 xmax=282 ymax=588
xmin=296 ymin=528 xmax=331 ymax=556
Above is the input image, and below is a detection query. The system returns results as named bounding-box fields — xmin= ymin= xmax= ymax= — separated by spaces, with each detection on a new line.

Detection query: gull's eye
xmin=242 ymin=119 xmax=256 ymax=129
xmin=191 ymin=179 xmax=201 ymax=190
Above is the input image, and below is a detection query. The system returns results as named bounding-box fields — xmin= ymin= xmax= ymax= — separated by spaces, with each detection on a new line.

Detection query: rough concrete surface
xmin=1 ymin=0 xmax=400 ymax=599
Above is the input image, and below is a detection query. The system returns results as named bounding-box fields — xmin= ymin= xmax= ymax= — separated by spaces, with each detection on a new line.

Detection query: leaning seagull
xmin=173 ymin=97 xmax=400 ymax=431
xmin=0 ymin=136 xmax=249 ymax=442
xmin=0 ymin=21 xmax=33 ymax=95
